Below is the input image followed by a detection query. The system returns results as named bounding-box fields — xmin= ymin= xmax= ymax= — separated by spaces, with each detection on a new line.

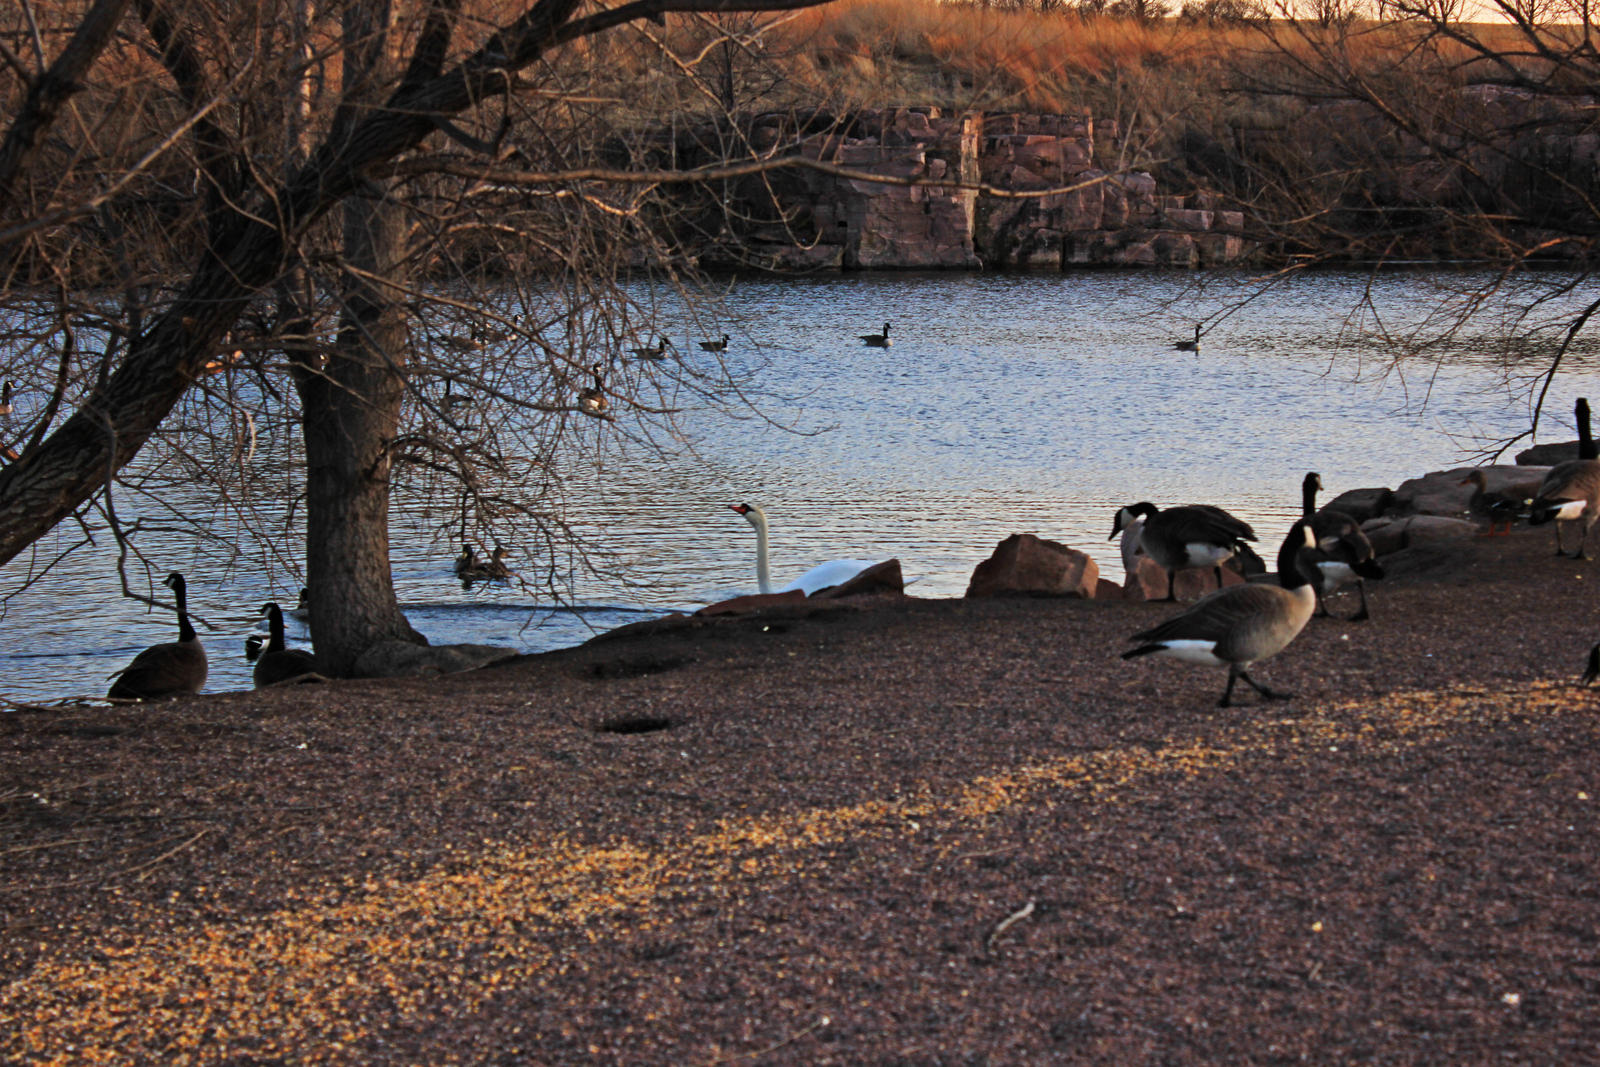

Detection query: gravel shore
xmin=4 ymin=526 xmax=1599 ymax=1064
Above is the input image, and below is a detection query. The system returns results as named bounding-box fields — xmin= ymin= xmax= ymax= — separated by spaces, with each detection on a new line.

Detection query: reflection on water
xmin=5 ymin=269 xmax=1598 ymax=703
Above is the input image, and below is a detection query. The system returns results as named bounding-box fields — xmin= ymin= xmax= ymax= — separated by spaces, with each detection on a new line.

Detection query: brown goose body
xmin=1299 ymin=472 xmax=1384 ymax=620
xmin=577 ymin=362 xmax=609 ymax=418
xmin=1529 ymin=399 xmax=1600 ymax=558
xmin=108 ymin=572 xmax=208 ymax=700
xmin=252 ymin=602 xmax=317 ymax=688
xmin=1122 ymin=521 xmax=1319 ymax=707
xmin=459 ymin=545 xmax=512 ymax=584
xmin=1110 ymin=502 xmax=1258 ymax=601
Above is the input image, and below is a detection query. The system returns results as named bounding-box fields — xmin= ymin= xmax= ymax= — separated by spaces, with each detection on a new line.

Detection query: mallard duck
xmin=1459 ymin=470 xmax=1527 ymax=536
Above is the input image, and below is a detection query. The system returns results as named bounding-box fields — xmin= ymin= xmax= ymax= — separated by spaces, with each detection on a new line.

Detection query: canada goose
xmin=1173 ymin=324 xmax=1201 ymax=353
xmin=699 ymin=334 xmax=731 ymax=353
xmin=860 ymin=323 xmax=891 ymax=348
xmin=0 ymin=380 xmax=13 ymax=416
xmin=289 ymin=587 xmax=310 ymax=622
xmin=1109 ymin=502 xmax=1258 ymax=601
xmin=453 ymin=542 xmax=478 ymax=578
xmin=1122 ymin=520 xmax=1320 ymax=707
xmin=1528 ymin=398 xmax=1600 ymax=558
xmin=1459 ymin=470 xmax=1527 ymax=536
xmin=578 ymin=363 xmax=609 ymax=418
xmin=631 ymin=336 xmax=671 ymax=360
xmin=107 ymin=572 xmax=208 ymax=700
xmin=728 ymin=502 xmax=883 ymax=596
xmin=252 ymin=602 xmax=318 ymax=687
xmin=460 ymin=545 xmax=513 ymax=584
xmin=1300 ymin=472 xmax=1385 ymax=621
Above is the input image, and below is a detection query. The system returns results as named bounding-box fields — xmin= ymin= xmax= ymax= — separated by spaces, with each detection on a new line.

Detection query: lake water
xmin=5 ymin=268 xmax=1598 ymax=704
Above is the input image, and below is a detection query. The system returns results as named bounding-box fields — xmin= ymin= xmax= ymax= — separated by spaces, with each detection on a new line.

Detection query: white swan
xmin=728 ymin=503 xmax=883 ymax=596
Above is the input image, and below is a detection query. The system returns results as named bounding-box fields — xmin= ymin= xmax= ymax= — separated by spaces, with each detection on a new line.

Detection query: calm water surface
xmin=5 ymin=269 xmax=1598 ymax=702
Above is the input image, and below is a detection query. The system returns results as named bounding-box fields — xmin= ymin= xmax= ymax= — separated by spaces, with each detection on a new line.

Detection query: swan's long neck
xmin=750 ymin=514 xmax=772 ymax=594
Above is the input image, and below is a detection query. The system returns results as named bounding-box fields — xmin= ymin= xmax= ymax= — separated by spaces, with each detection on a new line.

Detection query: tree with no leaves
xmin=0 ymin=0 xmax=838 ymax=677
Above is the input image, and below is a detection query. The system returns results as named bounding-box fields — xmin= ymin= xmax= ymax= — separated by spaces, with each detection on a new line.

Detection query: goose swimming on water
xmin=1173 ymin=324 xmax=1201 ymax=353
xmin=728 ymin=503 xmax=882 ymax=596
xmin=860 ymin=323 xmax=891 ymax=348
xmin=578 ymin=363 xmax=609 ymax=418
xmin=699 ymin=334 xmax=730 ymax=353
xmin=631 ymin=336 xmax=671 ymax=360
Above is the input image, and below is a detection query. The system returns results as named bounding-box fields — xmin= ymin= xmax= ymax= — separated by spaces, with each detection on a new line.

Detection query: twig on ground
xmin=708 ymin=1015 xmax=830 ymax=1062
xmin=986 ymin=899 xmax=1036 ymax=954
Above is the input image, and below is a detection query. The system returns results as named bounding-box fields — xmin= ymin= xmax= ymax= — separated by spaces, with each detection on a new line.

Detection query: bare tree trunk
xmin=300 ymin=0 xmax=426 ymax=675
xmin=301 ymin=185 xmax=425 ymax=674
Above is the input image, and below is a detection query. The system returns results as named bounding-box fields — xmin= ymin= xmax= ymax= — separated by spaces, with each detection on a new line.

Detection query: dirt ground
xmin=3 ymin=526 xmax=1600 ymax=1065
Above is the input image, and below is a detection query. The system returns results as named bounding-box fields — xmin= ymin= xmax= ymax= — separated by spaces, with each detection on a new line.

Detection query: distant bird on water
xmin=0 ymin=380 xmax=13 ymax=416
xmin=1174 ymin=324 xmax=1201 ymax=353
xmin=578 ymin=363 xmax=610 ymax=419
xmin=860 ymin=323 xmax=891 ymax=347
xmin=631 ymin=337 xmax=671 ymax=360
xmin=699 ymin=334 xmax=730 ymax=353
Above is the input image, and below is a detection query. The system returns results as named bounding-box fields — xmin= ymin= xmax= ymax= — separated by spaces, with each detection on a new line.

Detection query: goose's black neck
xmin=1301 ymin=474 xmax=1320 ymax=518
xmin=172 ymin=577 xmax=196 ymax=643
xmin=1275 ymin=521 xmax=1315 ymax=590
xmin=266 ymin=604 xmax=286 ymax=652
xmin=1580 ymin=398 xmax=1596 ymax=460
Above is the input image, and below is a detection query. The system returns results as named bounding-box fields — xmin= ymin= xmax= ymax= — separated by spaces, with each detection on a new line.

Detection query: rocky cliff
xmin=646 ymin=108 xmax=1250 ymax=272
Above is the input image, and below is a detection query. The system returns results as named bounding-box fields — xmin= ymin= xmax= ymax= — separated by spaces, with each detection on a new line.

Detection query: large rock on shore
xmin=1516 ymin=440 xmax=1583 ymax=465
xmin=812 ymin=559 xmax=905 ymax=599
xmin=1361 ymin=515 xmax=1480 ymax=555
xmin=966 ymin=534 xmax=1098 ymax=598
xmin=1323 ymin=487 xmax=1394 ymax=523
xmin=1121 ymin=555 xmax=1247 ymax=601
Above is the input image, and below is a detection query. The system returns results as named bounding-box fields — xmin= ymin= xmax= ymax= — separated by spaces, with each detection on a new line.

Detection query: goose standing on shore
xmin=860 ymin=323 xmax=892 ymax=348
xmin=728 ymin=503 xmax=882 ymax=596
xmin=108 ymin=572 xmax=208 ymax=700
xmin=251 ymin=602 xmax=318 ymax=687
xmin=1109 ymin=502 xmax=1258 ymax=601
xmin=1528 ymin=397 xmax=1600 ymax=558
xmin=1122 ymin=520 xmax=1320 ymax=707
xmin=1299 ymin=472 xmax=1385 ymax=621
